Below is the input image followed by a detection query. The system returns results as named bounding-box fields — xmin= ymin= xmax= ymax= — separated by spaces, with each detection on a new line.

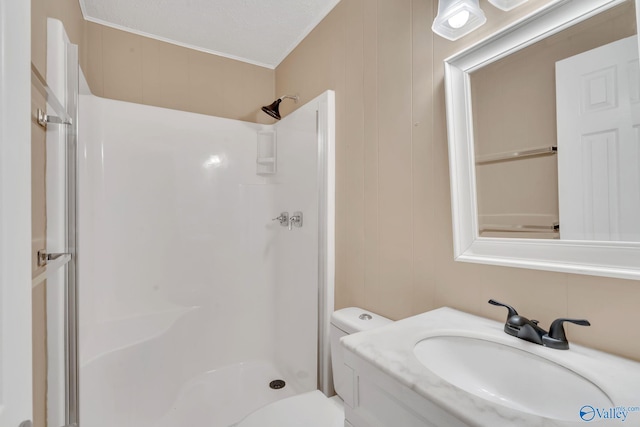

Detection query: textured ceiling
xmin=79 ymin=0 xmax=341 ymax=69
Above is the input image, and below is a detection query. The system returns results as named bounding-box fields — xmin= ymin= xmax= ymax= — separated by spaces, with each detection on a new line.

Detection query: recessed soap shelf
xmin=257 ymin=130 xmax=276 ymax=175
xmin=257 ymin=157 xmax=275 ymax=165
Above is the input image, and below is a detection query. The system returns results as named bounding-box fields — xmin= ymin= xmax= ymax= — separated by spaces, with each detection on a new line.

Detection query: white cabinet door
xmin=0 ymin=0 xmax=34 ymax=426
xmin=556 ymin=35 xmax=640 ymax=241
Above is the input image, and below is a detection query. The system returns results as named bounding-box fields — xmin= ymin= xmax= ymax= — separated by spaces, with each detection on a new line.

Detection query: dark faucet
xmin=488 ymin=300 xmax=547 ymax=345
xmin=488 ymin=299 xmax=590 ymax=350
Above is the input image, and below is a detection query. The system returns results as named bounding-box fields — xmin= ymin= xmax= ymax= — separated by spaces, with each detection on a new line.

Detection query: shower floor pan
xmin=156 ymin=360 xmax=297 ymax=427
xmin=81 ymin=359 xmax=298 ymax=427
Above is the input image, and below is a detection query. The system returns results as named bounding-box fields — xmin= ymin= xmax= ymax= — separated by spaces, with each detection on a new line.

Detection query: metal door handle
xmin=37 ymin=250 xmax=72 ymax=267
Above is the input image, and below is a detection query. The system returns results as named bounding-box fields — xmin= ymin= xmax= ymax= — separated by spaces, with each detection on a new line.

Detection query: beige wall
xmin=82 ymin=23 xmax=275 ymax=123
xmin=277 ymin=0 xmax=640 ymax=362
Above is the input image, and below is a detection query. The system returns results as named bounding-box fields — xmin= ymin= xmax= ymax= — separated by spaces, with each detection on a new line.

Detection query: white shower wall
xmin=78 ymin=93 xmax=332 ymax=426
xmin=272 ymin=103 xmax=319 ymax=392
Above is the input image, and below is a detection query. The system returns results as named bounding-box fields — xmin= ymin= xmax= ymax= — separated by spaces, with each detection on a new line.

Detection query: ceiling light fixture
xmin=487 ymin=0 xmax=529 ymax=12
xmin=432 ymin=0 xmax=487 ymax=41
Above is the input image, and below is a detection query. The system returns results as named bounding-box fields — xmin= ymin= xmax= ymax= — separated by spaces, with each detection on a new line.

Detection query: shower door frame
xmin=316 ymin=91 xmax=336 ymax=396
xmin=42 ymin=19 xmax=80 ymax=427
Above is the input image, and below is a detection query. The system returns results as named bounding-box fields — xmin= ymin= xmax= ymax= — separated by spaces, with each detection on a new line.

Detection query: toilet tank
xmin=330 ymin=307 xmax=392 ymax=399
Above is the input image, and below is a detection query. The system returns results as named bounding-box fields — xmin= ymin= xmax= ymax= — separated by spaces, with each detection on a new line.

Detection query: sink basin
xmin=413 ymin=336 xmax=613 ymax=422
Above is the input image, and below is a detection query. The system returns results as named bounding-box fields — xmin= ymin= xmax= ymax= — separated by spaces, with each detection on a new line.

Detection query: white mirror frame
xmin=445 ymin=0 xmax=640 ymax=280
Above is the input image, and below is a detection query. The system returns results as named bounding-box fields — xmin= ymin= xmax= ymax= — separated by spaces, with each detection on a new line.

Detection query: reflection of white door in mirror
xmin=556 ymin=35 xmax=640 ymax=241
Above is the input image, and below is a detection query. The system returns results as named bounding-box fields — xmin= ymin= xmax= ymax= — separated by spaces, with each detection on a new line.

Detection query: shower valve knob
xmin=289 ymin=211 xmax=303 ymax=230
xmin=272 ymin=212 xmax=289 ymax=227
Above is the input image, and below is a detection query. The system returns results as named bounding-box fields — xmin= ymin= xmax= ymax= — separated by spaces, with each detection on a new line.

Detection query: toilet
xmin=236 ymin=307 xmax=392 ymax=427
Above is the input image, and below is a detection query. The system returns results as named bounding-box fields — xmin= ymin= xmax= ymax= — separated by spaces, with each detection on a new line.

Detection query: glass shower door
xmin=32 ymin=18 xmax=79 ymax=427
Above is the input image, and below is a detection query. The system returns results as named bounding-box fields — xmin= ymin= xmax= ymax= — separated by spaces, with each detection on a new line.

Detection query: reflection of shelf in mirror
xmin=480 ymin=223 xmax=559 ymax=233
xmin=476 ymin=146 xmax=557 ymax=165
xmin=31 ymin=63 xmax=72 ymax=126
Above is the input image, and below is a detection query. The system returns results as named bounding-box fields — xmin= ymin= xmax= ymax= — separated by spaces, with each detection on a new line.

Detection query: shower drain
xmin=269 ymin=379 xmax=286 ymax=389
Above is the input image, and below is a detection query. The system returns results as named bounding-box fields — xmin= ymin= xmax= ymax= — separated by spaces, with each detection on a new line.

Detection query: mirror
xmin=472 ymin=1 xmax=638 ymax=241
xmin=445 ymin=0 xmax=640 ymax=279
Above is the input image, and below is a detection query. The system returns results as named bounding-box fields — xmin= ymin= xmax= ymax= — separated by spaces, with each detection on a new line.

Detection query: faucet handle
xmin=488 ymin=299 xmax=519 ymax=320
xmin=489 ymin=300 xmax=529 ymax=339
xmin=272 ymin=212 xmax=289 ymax=227
xmin=543 ymin=318 xmax=590 ymax=350
xmin=548 ymin=318 xmax=590 ymax=341
xmin=289 ymin=211 xmax=302 ymax=231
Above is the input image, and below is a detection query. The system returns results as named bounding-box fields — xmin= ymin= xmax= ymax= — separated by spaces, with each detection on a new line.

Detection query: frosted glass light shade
xmin=488 ymin=0 xmax=529 ymax=11
xmin=432 ymin=0 xmax=487 ymax=41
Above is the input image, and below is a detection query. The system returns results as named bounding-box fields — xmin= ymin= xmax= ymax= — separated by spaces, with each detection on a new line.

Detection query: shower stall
xmin=75 ymin=88 xmax=335 ymax=426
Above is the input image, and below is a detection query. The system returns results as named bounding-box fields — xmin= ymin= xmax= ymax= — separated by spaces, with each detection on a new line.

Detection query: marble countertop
xmin=341 ymin=307 xmax=640 ymax=427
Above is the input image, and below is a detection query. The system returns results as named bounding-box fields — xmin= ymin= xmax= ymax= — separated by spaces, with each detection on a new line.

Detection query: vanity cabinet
xmin=343 ymin=348 xmax=469 ymax=427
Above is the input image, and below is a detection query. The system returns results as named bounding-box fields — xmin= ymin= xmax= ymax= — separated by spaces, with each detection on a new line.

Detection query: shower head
xmin=261 ymin=99 xmax=282 ymax=120
xmin=261 ymin=94 xmax=299 ymax=120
